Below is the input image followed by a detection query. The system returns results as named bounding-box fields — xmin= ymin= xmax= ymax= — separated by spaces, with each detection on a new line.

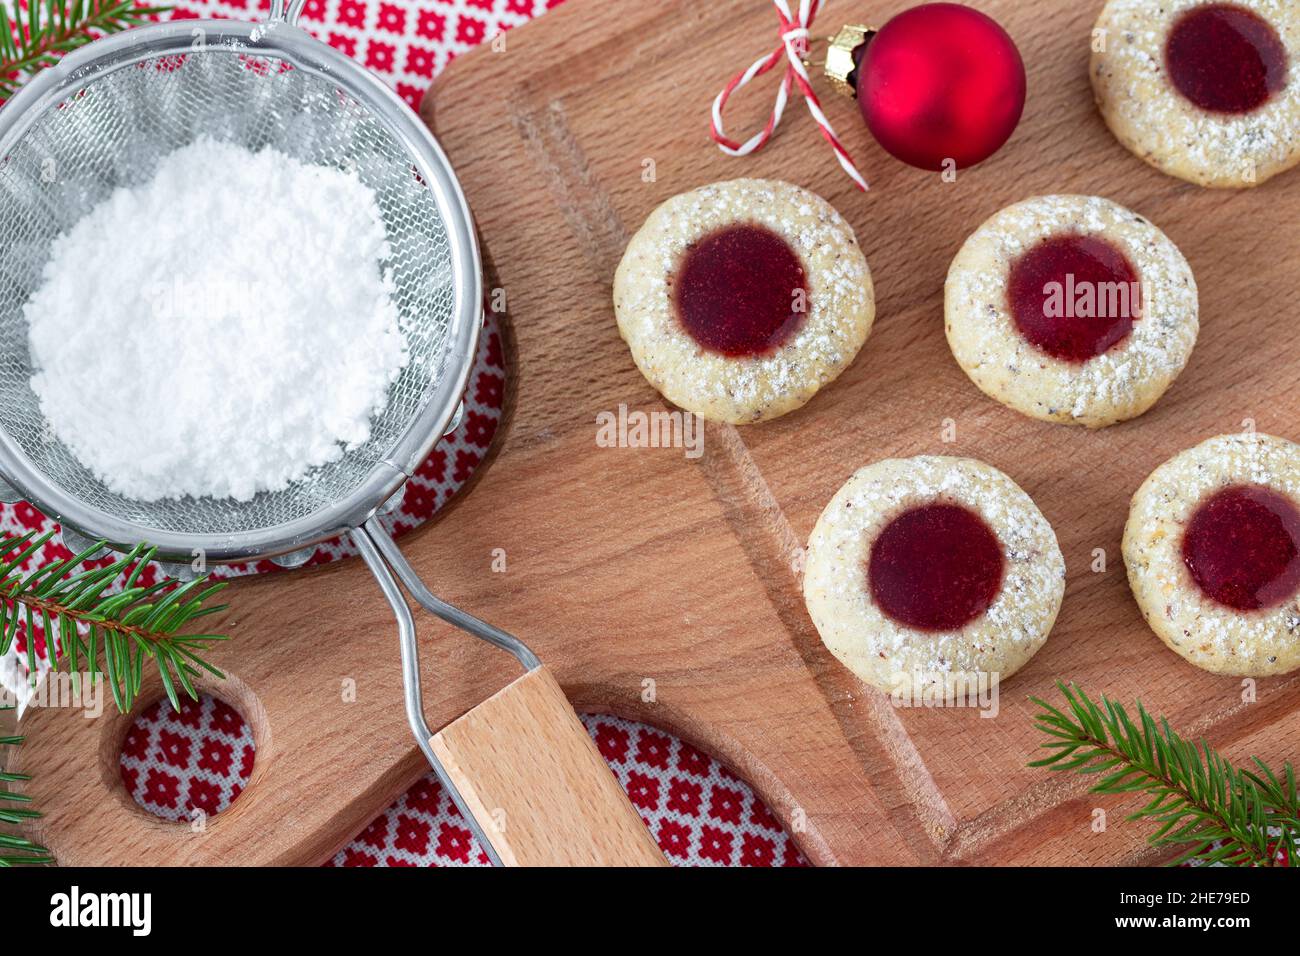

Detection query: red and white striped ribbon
xmin=710 ymin=0 xmax=868 ymax=192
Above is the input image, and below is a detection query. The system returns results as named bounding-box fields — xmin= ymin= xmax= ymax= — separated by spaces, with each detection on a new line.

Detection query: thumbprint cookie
xmin=1092 ymin=0 xmax=1300 ymax=187
xmin=1124 ymin=432 xmax=1300 ymax=676
xmin=613 ymin=179 xmax=875 ymax=424
xmin=803 ymin=456 xmax=1065 ymax=695
xmin=945 ymin=195 xmax=1198 ymax=429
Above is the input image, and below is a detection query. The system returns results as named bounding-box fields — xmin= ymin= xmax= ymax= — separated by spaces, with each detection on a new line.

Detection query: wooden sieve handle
xmin=430 ymin=665 xmax=667 ymax=867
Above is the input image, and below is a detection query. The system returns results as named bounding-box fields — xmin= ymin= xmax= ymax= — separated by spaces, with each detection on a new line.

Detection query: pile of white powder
xmin=25 ymin=137 xmax=409 ymax=502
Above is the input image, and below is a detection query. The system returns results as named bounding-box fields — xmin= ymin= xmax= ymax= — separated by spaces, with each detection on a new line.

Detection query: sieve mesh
xmin=0 ymin=45 xmax=459 ymax=542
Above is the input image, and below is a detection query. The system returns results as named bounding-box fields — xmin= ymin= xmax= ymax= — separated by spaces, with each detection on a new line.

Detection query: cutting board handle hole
xmin=101 ymin=671 xmax=270 ymax=827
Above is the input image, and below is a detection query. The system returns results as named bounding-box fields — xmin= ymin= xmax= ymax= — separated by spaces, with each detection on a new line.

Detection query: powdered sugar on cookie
xmin=614 ymin=179 xmax=874 ymax=424
xmin=1092 ymin=0 xmax=1300 ymax=187
xmin=946 ymin=194 xmax=1198 ymax=428
xmin=804 ymin=455 xmax=1065 ymax=694
xmin=1124 ymin=431 xmax=1300 ymax=675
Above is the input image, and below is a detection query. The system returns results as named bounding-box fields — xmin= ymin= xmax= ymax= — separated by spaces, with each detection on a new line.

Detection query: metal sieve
xmin=0 ymin=6 xmax=661 ymax=866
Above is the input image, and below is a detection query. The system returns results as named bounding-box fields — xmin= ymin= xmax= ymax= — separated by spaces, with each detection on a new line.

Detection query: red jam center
xmin=1007 ymin=234 xmax=1141 ymax=363
xmin=867 ymin=503 xmax=1005 ymax=632
xmin=1165 ymin=4 xmax=1288 ymax=115
xmin=672 ymin=223 xmax=808 ymax=358
xmin=1182 ymin=485 xmax=1300 ymax=612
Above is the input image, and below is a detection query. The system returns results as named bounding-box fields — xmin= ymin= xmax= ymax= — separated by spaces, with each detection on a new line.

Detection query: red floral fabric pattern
xmin=120 ymin=696 xmax=808 ymax=867
xmin=326 ymin=713 xmax=808 ymax=867
xmin=167 ymin=0 xmax=565 ymax=113
xmin=120 ymin=696 xmax=256 ymax=823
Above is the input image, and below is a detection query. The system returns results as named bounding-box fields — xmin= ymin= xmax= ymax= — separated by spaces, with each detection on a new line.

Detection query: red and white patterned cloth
xmin=120 ymin=695 xmax=806 ymax=866
xmin=169 ymin=0 xmax=564 ymax=112
xmin=6 ymin=0 xmax=807 ymax=866
xmin=332 ymin=710 xmax=807 ymax=866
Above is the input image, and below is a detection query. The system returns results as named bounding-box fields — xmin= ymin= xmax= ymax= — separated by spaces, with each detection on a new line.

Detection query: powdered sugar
xmin=25 ymin=137 xmax=409 ymax=502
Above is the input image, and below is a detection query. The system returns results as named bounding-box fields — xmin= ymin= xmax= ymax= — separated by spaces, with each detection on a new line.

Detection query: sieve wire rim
xmin=0 ymin=20 xmax=483 ymax=564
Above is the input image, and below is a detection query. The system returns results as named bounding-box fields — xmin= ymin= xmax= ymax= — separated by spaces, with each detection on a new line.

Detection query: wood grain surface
xmin=10 ymin=0 xmax=1300 ymax=866
xmin=430 ymin=665 xmax=667 ymax=866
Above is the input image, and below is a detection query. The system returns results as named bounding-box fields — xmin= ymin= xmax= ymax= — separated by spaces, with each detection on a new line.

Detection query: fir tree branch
xmin=0 ymin=0 xmax=170 ymax=100
xmin=1029 ymin=682 xmax=1298 ymax=867
xmin=0 ymin=532 xmax=230 ymax=866
xmin=0 ymin=530 xmax=229 ymax=713
xmin=0 ymin=704 xmax=51 ymax=865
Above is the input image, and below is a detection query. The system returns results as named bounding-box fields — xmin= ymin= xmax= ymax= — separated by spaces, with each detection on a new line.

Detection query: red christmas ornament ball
xmin=856 ymin=3 xmax=1026 ymax=171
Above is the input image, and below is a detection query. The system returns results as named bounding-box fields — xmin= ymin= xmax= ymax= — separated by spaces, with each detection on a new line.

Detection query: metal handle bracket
xmin=350 ymin=517 xmax=541 ymax=867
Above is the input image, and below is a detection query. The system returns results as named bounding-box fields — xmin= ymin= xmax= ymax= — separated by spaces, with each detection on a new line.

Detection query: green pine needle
xmin=0 ymin=530 xmax=229 ymax=713
xmin=1030 ymin=682 xmax=1298 ymax=867
xmin=0 ymin=704 xmax=50 ymax=865
xmin=0 ymin=532 xmax=230 ymax=865
xmin=0 ymin=0 xmax=171 ymax=100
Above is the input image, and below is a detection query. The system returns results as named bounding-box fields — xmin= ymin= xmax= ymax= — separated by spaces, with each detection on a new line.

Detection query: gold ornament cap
xmin=823 ymin=24 xmax=873 ymax=98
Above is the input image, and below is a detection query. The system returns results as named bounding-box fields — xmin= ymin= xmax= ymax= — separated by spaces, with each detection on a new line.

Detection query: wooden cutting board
xmin=12 ymin=0 xmax=1300 ymax=866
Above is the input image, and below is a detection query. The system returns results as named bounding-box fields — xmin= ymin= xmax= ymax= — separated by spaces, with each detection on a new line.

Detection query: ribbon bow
xmin=709 ymin=0 xmax=868 ymax=191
